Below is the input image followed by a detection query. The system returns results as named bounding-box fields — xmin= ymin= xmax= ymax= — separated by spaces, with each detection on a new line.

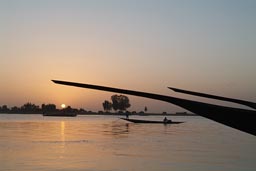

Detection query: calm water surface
xmin=0 ymin=114 xmax=255 ymax=171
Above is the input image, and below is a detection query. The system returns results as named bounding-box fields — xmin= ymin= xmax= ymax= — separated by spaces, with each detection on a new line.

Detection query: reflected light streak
xmin=60 ymin=121 xmax=65 ymax=141
xmin=60 ymin=121 xmax=66 ymax=158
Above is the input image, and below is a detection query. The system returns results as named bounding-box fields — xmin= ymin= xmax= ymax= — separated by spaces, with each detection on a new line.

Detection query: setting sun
xmin=61 ymin=104 xmax=66 ymax=109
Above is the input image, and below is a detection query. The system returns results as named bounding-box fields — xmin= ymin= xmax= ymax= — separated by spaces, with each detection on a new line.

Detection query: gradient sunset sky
xmin=1 ymin=0 xmax=256 ymax=113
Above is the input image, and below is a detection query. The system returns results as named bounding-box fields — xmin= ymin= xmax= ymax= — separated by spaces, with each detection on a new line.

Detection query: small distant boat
xmin=43 ymin=112 xmax=77 ymax=117
xmin=120 ymin=118 xmax=184 ymax=124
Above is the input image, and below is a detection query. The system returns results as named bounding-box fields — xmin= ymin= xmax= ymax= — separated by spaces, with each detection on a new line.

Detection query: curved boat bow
xmin=52 ymin=80 xmax=256 ymax=136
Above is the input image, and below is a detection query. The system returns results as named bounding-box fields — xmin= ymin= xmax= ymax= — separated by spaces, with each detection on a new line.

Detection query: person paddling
xmin=163 ymin=117 xmax=168 ymax=123
xmin=163 ymin=117 xmax=172 ymax=123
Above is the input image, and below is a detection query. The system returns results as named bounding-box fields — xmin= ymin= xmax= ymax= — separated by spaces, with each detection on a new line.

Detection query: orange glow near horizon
xmin=1 ymin=1 xmax=256 ymax=113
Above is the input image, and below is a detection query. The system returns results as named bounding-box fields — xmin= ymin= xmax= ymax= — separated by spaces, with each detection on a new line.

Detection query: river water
xmin=0 ymin=114 xmax=255 ymax=171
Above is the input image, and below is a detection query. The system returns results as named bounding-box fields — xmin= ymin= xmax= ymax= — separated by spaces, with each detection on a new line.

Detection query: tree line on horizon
xmin=0 ymin=103 xmax=87 ymax=114
xmin=0 ymin=94 xmax=148 ymax=114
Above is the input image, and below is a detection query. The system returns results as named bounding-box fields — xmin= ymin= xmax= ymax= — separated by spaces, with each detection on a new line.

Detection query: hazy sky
xmin=1 ymin=0 xmax=256 ymax=112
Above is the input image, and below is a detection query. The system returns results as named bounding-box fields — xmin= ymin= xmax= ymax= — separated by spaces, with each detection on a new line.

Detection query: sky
xmin=1 ymin=0 xmax=256 ymax=113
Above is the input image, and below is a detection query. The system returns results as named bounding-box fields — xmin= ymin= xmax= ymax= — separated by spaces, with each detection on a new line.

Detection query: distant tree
xmin=111 ymin=94 xmax=131 ymax=112
xmin=41 ymin=104 xmax=45 ymax=110
xmin=11 ymin=106 xmax=20 ymax=113
xmin=79 ymin=108 xmax=87 ymax=114
xmin=1 ymin=105 xmax=9 ymax=113
xmin=21 ymin=102 xmax=40 ymax=113
xmin=63 ymin=106 xmax=75 ymax=113
xmin=102 ymin=100 xmax=112 ymax=112
xmin=98 ymin=110 xmax=104 ymax=114
xmin=41 ymin=104 xmax=56 ymax=113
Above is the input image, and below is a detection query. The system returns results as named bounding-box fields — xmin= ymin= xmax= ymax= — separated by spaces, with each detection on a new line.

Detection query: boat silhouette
xmin=43 ymin=112 xmax=77 ymax=117
xmin=120 ymin=118 xmax=184 ymax=124
xmin=52 ymin=80 xmax=256 ymax=136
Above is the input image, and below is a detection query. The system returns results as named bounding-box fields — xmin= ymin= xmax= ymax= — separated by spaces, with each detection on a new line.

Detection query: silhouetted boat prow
xmin=52 ymin=80 xmax=256 ymax=136
xmin=120 ymin=118 xmax=184 ymax=124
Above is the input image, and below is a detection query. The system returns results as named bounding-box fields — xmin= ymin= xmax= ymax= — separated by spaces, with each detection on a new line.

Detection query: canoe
xmin=120 ymin=118 xmax=184 ymax=124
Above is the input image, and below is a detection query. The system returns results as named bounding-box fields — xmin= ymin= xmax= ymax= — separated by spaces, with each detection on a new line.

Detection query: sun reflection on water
xmin=59 ymin=121 xmax=66 ymax=158
xmin=60 ymin=121 xmax=65 ymax=138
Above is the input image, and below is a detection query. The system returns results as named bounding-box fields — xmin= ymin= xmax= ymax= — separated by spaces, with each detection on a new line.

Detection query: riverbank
xmin=0 ymin=112 xmax=196 ymax=116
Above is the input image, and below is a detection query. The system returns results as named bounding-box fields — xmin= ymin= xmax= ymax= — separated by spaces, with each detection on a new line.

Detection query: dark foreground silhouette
xmin=169 ymin=87 xmax=256 ymax=110
xmin=52 ymin=80 xmax=256 ymax=136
